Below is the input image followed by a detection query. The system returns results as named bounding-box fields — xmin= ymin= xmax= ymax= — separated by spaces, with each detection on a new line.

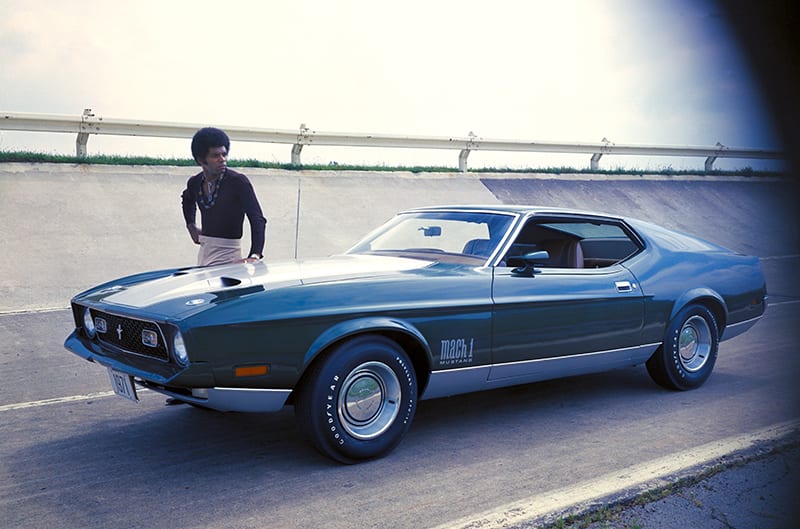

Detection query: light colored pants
xmin=197 ymin=235 xmax=241 ymax=266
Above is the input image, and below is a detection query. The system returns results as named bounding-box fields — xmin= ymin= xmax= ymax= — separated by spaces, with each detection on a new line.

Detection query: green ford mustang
xmin=65 ymin=205 xmax=766 ymax=463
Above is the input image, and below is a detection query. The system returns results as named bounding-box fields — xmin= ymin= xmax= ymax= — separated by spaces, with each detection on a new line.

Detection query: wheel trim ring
xmin=338 ymin=361 xmax=402 ymax=440
xmin=677 ymin=315 xmax=712 ymax=372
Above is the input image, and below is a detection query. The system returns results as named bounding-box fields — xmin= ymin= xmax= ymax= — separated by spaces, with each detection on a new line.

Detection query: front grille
xmin=90 ymin=309 xmax=169 ymax=361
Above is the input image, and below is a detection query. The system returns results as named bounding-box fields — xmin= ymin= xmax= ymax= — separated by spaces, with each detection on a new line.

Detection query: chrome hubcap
xmin=678 ymin=315 xmax=712 ymax=372
xmin=338 ymin=361 xmax=401 ymax=440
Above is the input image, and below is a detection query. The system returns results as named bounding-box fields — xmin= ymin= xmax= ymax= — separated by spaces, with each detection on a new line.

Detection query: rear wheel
xmin=647 ymin=304 xmax=719 ymax=390
xmin=295 ymin=335 xmax=417 ymax=463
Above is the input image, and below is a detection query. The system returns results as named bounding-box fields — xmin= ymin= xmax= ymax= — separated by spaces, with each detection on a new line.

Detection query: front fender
xmin=303 ymin=317 xmax=432 ymax=367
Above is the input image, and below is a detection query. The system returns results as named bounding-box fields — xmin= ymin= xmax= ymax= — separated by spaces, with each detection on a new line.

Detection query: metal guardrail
xmin=1 ymin=109 xmax=784 ymax=171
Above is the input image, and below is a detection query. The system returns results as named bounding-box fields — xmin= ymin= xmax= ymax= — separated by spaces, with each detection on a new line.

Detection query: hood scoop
xmin=104 ymin=269 xmax=255 ymax=308
xmin=212 ymin=276 xmax=243 ymax=288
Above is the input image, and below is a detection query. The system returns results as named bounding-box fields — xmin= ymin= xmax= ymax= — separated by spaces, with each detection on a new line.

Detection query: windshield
xmin=347 ymin=210 xmax=515 ymax=262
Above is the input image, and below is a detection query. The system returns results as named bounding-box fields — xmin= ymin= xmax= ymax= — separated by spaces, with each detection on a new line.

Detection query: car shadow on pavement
xmin=4 ymin=364 xmax=744 ymax=529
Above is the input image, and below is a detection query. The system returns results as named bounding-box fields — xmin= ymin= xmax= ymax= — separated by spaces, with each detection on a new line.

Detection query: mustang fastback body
xmin=65 ymin=205 xmax=766 ymax=462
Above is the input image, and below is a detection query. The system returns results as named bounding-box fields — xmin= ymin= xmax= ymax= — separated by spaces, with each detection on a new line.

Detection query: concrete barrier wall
xmin=0 ymin=162 xmax=796 ymax=312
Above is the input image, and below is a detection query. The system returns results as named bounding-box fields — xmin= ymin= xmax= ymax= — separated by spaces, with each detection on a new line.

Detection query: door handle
xmin=615 ymin=281 xmax=636 ymax=293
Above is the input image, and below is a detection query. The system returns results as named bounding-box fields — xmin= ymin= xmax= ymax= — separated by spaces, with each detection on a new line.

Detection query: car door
xmin=489 ymin=261 xmax=645 ymax=382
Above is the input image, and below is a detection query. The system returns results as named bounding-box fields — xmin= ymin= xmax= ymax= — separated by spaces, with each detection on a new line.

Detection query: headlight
xmin=83 ymin=307 xmax=96 ymax=338
xmin=173 ymin=331 xmax=189 ymax=365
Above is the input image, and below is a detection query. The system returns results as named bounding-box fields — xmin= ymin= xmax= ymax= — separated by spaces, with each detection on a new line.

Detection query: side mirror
xmin=511 ymin=250 xmax=550 ymax=277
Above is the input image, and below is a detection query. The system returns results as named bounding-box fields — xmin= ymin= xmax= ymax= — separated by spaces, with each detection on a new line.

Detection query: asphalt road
xmin=1 ymin=257 xmax=798 ymax=529
xmin=2 ymin=167 xmax=798 ymax=528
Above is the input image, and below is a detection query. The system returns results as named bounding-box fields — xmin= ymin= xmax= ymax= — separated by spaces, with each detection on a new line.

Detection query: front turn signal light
xmin=235 ymin=365 xmax=269 ymax=377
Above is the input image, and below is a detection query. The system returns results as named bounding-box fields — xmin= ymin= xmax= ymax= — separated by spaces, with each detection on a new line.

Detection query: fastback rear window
xmin=538 ymin=222 xmax=630 ymax=239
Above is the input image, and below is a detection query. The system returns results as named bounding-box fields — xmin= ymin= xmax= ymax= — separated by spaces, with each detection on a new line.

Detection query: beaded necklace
xmin=198 ymin=169 xmax=225 ymax=209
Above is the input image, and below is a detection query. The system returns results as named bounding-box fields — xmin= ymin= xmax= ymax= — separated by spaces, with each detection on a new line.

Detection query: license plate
xmin=107 ymin=368 xmax=139 ymax=403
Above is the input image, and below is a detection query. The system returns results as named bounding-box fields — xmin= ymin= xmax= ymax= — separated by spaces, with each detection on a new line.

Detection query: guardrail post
xmin=705 ymin=142 xmax=726 ymax=171
xmin=458 ymin=149 xmax=470 ymax=172
xmin=292 ymin=123 xmax=311 ymax=165
xmin=76 ymin=132 xmax=89 ymax=157
xmin=591 ymin=137 xmax=614 ymax=170
xmin=75 ymin=108 xmax=95 ymax=157
xmin=291 ymin=144 xmax=303 ymax=165
xmin=458 ymin=131 xmax=479 ymax=172
xmin=590 ymin=153 xmax=602 ymax=170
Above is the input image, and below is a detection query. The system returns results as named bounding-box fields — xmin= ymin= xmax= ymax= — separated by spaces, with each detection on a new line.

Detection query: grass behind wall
xmin=0 ymin=150 xmax=783 ymax=177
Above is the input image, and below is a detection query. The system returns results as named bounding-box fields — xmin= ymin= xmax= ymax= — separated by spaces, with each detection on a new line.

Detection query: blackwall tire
xmin=296 ymin=335 xmax=417 ymax=464
xmin=646 ymin=304 xmax=719 ymax=391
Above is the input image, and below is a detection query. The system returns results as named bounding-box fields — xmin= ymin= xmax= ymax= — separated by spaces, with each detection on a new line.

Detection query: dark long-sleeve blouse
xmin=181 ymin=168 xmax=267 ymax=257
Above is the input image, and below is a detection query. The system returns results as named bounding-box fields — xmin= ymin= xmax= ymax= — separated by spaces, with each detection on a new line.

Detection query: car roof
xmin=401 ymin=204 xmax=624 ymax=219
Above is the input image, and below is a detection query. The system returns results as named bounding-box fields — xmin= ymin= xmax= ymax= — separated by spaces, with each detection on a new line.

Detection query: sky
xmin=0 ymin=0 xmax=784 ymax=171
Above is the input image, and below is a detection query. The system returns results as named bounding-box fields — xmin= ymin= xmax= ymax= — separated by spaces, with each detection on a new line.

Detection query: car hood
xmin=96 ymin=254 xmax=430 ymax=311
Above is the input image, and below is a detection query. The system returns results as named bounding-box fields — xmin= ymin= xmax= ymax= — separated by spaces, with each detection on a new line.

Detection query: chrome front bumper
xmin=141 ymin=382 xmax=291 ymax=412
xmin=66 ymin=331 xmax=291 ymax=412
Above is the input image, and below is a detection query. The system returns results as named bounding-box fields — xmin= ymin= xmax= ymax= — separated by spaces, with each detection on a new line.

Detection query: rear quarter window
xmin=503 ymin=219 xmax=642 ymax=269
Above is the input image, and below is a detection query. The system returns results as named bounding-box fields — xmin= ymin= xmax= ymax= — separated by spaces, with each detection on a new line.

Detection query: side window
xmin=501 ymin=219 xmax=641 ymax=269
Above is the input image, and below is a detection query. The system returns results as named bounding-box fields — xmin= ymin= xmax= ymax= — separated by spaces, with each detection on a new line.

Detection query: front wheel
xmin=295 ymin=335 xmax=418 ymax=463
xmin=647 ymin=304 xmax=720 ymax=391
